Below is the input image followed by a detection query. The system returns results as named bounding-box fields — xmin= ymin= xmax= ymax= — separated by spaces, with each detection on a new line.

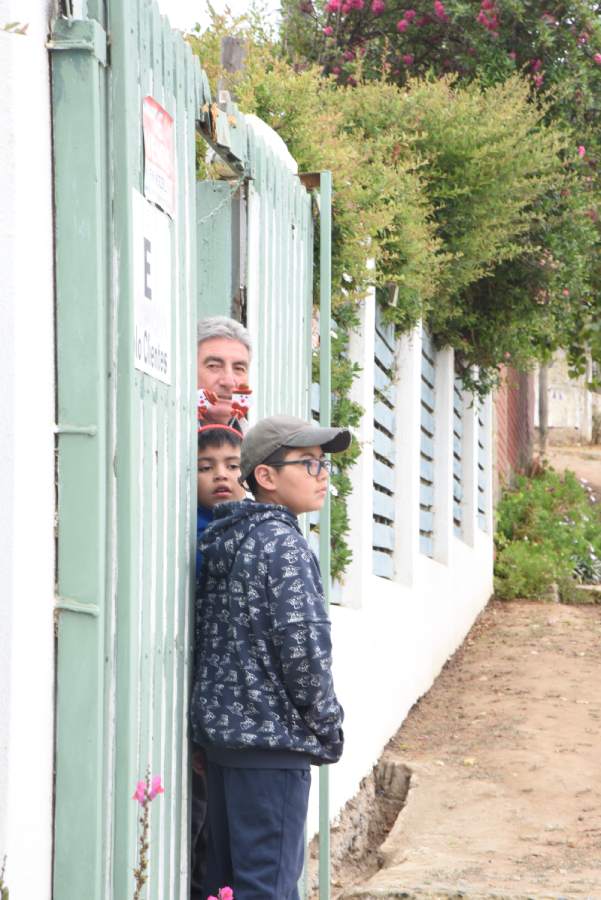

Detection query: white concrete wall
xmin=535 ymin=351 xmax=601 ymax=443
xmin=0 ymin=2 xmax=55 ymax=895
xmin=308 ymin=292 xmax=494 ymax=834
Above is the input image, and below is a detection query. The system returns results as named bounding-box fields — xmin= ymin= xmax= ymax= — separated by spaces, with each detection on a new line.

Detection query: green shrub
xmin=494 ymin=468 xmax=601 ymax=600
xmin=494 ymin=540 xmax=559 ymax=600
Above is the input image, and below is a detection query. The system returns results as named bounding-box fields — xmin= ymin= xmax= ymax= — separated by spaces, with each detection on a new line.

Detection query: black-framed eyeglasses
xmin=269 ymin=458 xmax=332 ymax=478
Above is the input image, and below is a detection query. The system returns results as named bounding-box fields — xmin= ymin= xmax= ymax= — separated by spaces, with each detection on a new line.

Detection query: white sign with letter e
xmin=132 ymin=189 xmax=172 ymax=385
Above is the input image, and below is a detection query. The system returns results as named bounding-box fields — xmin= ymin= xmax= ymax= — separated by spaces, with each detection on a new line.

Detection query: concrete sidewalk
xmin=340 ymin=601 xmax=601 ymax=900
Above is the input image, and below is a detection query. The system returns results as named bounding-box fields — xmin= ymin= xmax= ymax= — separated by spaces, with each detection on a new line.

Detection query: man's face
xmin=197 ymin=337 xmax=250 ymax=425
xmin=197 ymin=443 xmax=246 ymax=509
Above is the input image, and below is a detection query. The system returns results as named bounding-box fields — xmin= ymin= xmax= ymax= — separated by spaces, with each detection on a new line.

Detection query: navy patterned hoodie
xmin=190 ymin=499 xmax=344 ymax=766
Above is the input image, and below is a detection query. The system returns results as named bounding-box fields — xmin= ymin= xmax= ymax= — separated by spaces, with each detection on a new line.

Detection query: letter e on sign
xmin=132 ymin=189 xmax=172 ymax=385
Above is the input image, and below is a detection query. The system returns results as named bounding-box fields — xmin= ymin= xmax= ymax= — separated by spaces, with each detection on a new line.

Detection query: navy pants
xmin=202 ymin=762 xmax=311 ymax=900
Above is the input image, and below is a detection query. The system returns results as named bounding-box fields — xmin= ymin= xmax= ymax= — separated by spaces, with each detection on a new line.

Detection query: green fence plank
xmin=318 ymin=170 xmax=333 ymax=900
xmin=197 ymin=181 xmax=236 ymax=318
xmin=50 ymin=16 xmax=109 ymax=900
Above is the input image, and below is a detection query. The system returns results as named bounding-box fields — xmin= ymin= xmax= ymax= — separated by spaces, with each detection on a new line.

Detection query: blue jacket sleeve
xmin=265 ymin=528 xmax=344 ymax=751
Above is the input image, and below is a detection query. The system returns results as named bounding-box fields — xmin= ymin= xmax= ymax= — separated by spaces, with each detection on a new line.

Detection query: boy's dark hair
xmin=198 ymin=426 xmax=242 ymax=455
xmin=245 ymin=445 xmax=291 ymax=496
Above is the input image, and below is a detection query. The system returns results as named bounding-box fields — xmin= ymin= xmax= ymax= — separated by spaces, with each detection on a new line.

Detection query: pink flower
xmin=132 ymin=781 xmax=146 ymax=805
xmin=350 ymin=0 xmax=364 ymax=8
xmin=148 ymin=775 xmax=164 ymax=800
xmin=323 ymin=24 xmax=333 ymax=34
xmin=433 ymin=0 xmax=447 ymax=20
xmin=533 ymin=73 xmax=544 ymax=88
xmin=508 ymin=50 xmax=516 ymax=60
xmin=341 ymin=2 xmax=351 ymax=12
xmin=402 ymin=53 xmax=414 ymax=65
xmin=562 ymin=289 xmax=570 ymax=297
xmin=219 ymin=889 xmax=234 ymax=900
xmin=531 ymin=58 xmax=542 ymax=72
xmin=404 ymin=8 xmax=416 ymax=19
xmin=396 ymin=17 xmax=409 ymax=31
xmin=594 ymin=53 xmax=601 ymax=65
xmin=371 ymin=0 xmax=385 ymax=13
xmin=325 ymin=0 xmax=341 ymax=9
xmin=332 ymin=65 xmax=341 ymax=74
xmin=481 ymin=0 xmax=494 ymax=9
xmin=578 ymin=145 xmax=586 ymax=157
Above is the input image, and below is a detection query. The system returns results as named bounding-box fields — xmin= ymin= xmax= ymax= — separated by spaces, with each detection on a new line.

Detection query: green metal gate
xmin=51 ymin=3 xmax=316 ymax=897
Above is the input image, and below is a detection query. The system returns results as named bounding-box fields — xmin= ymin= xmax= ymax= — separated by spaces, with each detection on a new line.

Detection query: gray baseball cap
xmin=240 ymin=415 xmax=351 ymax=483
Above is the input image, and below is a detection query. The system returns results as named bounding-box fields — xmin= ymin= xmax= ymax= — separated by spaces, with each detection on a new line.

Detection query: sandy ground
xmin=333 ymin=446 xmax=601 ymax=900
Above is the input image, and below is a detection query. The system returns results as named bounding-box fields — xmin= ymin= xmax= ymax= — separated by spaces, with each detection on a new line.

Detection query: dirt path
xmin=339 ymin=600 xmax=601 ymax=899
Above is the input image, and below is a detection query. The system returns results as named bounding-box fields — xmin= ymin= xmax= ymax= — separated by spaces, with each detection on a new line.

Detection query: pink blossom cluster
xmin=329 ymin=0 xmax=364 ymax=13
xmin=396 ymin=8 xmax=416 ymax=32
xmin=594 ymin=53 xmax=601 ymax=65
xmin=208 ymin=889 xmax=234 ymax=900
xmin=132 ymin=775 xmax=164 ymax=805
xmin=528 ymin=56 xmax=544 ymax=89
xmin=433 ymin=0 xmax=448 ymax=22
xmin=325 ymin=0 xmax=363 ymax=12
xmin=476 ymin=0 xmax=499 ymax=36
xmin=371 ymin=0 xmax=385 ymax=14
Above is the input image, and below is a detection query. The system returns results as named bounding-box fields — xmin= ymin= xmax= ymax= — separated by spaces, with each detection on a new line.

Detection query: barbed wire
xmin=197 ymin=176 xmax=245 ymax=226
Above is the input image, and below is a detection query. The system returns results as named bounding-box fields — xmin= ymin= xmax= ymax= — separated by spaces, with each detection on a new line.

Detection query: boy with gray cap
xmin=190 ymin=415 xmax=350 ymax=900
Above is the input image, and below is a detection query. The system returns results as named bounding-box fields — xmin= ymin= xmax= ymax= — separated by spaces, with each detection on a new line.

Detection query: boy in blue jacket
xmin=192 ymin=423 xmax=246 ymax=898
xmin=190 ymin=415 xmax=350 ymax=900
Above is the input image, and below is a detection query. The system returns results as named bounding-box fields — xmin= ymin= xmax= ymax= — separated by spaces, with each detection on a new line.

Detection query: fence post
xmin=318 ymin=170 xmax=332 ymax=900
xmin=345 ymin=285 xmax=376 ymax=606
xmin=460 ymin=386 xmax=478 ymax=547
xmin=433 ymin=347 xmax=454 ymax=565
xmin=394 ymin=326 xmax=422 ymax=584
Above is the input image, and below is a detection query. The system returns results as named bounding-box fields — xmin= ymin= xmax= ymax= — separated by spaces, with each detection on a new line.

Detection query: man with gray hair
xmin=197 ymin=315 xmax=252 ymax=428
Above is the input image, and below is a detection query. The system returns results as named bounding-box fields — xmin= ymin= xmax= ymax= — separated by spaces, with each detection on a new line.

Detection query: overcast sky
xmin=156 ymin=0 xmax=281 ymax=32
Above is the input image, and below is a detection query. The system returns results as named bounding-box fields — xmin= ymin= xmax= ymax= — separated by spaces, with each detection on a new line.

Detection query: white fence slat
xmin=373 ymin=550 xmax=394 ymax=579
xmin=373 ymin=521 xmax=395 ymax=551
xmin=373 ymin=489 xmax=395 ymax=521
xmin=373 ymin=427 xmax=395 ymax=462
xmin=374 ymin=459 xmax=394 ymax=492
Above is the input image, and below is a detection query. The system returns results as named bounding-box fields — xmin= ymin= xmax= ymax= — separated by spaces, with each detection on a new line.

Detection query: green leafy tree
xmin=281 ymin=0 xmax=601 ymax=378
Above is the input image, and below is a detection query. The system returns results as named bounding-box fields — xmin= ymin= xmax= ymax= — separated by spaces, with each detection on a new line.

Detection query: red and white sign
xmin=142 ymin=96 xmax=175 ymax=217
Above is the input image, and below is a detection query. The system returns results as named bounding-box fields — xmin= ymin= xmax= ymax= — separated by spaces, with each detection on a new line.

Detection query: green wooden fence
xmin=51 ymin=2 xmax=316 ymax=898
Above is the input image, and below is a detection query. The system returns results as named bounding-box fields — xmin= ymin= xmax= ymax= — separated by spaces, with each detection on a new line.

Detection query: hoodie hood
xmin=200 ymin=500 xmax=301 ymax=575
